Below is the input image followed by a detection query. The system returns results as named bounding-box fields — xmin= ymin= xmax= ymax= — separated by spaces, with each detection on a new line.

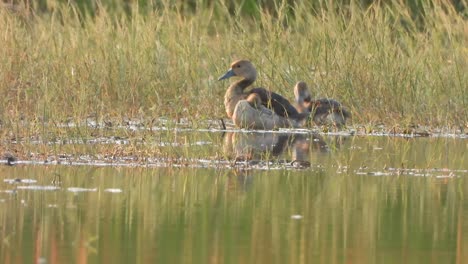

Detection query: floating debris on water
xmin=1 ymin=190 xmax=17 ymax=194
xmin=16 ymin=185 xmax=60 ymax=191
xmin=291 ymin=215 xmax=303 ymax=220
xmin=67 ymin=187 xmax=98 ymax=193
xmin=4 ymin=178 xmax=37 ymax=184
xmin=0 ymin=124 xmax=465 ymax=176
xmin=104 ymin=188 xmax=123 ymax=193
xmin=4 ymin=153 xmax=17 ymax=166
xmin=354 ymin=166 xmax=467 ymax=178
xmin=291 ymin=160 xmax=311 ymax=168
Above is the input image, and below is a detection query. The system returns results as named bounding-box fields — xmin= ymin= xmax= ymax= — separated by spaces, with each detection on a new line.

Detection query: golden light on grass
xmin=0 ymin=0 xmax=466 ymax=158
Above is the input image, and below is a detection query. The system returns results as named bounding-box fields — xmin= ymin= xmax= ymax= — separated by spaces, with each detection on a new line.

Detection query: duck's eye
xmin=236 ymin=65 xmax=241 ymax=68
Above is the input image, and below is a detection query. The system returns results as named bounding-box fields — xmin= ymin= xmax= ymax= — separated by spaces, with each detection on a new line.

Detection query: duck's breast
xmin=224 ymin=92 xmax=246 ymax=118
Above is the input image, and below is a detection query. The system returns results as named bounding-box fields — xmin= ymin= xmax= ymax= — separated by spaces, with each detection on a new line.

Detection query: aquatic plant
xmin=0 ymin=0 xmax=465 ymax=146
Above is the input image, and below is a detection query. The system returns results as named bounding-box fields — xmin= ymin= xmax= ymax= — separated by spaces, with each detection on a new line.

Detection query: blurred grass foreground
xmin=0 ymin=0 xmax=466 ymax=134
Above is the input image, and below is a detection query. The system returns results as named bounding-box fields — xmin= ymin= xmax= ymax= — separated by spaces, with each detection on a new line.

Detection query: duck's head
xmin=218 ymin=60 xmax=257 ymax=81
xmin=246 ymin=93 xmax=262 ymax=108
xmin=294 ymin=81 xmax=312 ymax=104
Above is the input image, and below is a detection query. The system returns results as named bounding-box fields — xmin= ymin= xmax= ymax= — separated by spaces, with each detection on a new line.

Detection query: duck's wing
xmin=233 ymin=100 xmax=294 ymax=130
xmin=255 ymin=104 xmax=276 ymax=117
xmin=249 ymin=87 xmax=301 ymax=119
xmin=309 ymin=98 xmax=351 ymax=118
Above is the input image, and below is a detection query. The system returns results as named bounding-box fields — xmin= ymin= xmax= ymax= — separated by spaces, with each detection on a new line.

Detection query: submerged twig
xmin=220 ymin=118 xmax=226 ymax=130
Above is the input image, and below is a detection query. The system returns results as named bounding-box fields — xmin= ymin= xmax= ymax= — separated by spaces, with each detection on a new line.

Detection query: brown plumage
xmin=219 ymin=60 xmax=305 ymax=129
xmin=294 ymin=81 xmax=351 ymax=127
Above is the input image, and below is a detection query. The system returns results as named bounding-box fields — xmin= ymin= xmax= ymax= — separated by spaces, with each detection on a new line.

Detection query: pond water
xmin=0 ymin=130 xmax=467 ymax=263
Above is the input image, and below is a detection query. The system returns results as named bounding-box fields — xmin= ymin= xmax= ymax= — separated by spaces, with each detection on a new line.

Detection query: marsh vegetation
xmin=0 ymin=1 xmax=466 ymax=262
xmin=1 ymin=0 xmax=466 ymax=132
xmin=1 ymin=0 xmax=466 ymax=159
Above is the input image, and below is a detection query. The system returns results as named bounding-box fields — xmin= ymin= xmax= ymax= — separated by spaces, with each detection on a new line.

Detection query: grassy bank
xmin=0 ymin=0 xmax=466 ymax=139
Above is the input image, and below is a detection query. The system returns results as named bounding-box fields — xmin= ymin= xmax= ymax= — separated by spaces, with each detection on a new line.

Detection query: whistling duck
xmin=294 ymin=81 xmax=351 ymax=127
xmin=218 ymin=60 xmax=306 ymax=129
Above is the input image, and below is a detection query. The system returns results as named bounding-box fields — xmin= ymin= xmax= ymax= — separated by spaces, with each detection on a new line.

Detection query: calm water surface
xmin=0 ymin=131 xmax=466 ymax=263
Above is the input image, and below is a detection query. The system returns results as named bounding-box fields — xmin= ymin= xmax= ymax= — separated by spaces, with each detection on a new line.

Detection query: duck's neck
xmin=224 ymin=78 xmax=254 ymax=118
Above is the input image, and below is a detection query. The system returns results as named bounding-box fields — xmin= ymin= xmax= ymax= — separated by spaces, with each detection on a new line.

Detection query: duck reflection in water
xmin=223 ymin=132 xmax=338 ymax=168
xmin=223 ymin=132 xmax=292 ymax=162
xmin=225 ymin=169 xmax=255 ymax=193
xmin=222 ymin=132 xmax=350 ymax=193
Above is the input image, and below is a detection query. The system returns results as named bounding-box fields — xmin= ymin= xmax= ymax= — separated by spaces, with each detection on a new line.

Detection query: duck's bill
xmin=218 ymin=69 xmax=236 ymax=81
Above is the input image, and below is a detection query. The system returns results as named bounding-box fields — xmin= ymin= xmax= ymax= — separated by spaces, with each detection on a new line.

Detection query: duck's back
xmin=309 ymin=98 xmax=351 ymax=126
xmin=310 ymin=99 xmax=351 ymax=118
xmin=250 ymin=88 xmax=301 ymax=119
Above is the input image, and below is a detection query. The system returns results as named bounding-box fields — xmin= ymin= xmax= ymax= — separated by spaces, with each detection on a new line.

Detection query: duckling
xmin=219 ymin=60 xmax=305 ymax=129
xmin=294 ymin=81 xmax=351 ymax=127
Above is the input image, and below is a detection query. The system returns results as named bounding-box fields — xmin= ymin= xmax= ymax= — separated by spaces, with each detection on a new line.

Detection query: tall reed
xmin=0 ymin=0 xmax=466 ymax=138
